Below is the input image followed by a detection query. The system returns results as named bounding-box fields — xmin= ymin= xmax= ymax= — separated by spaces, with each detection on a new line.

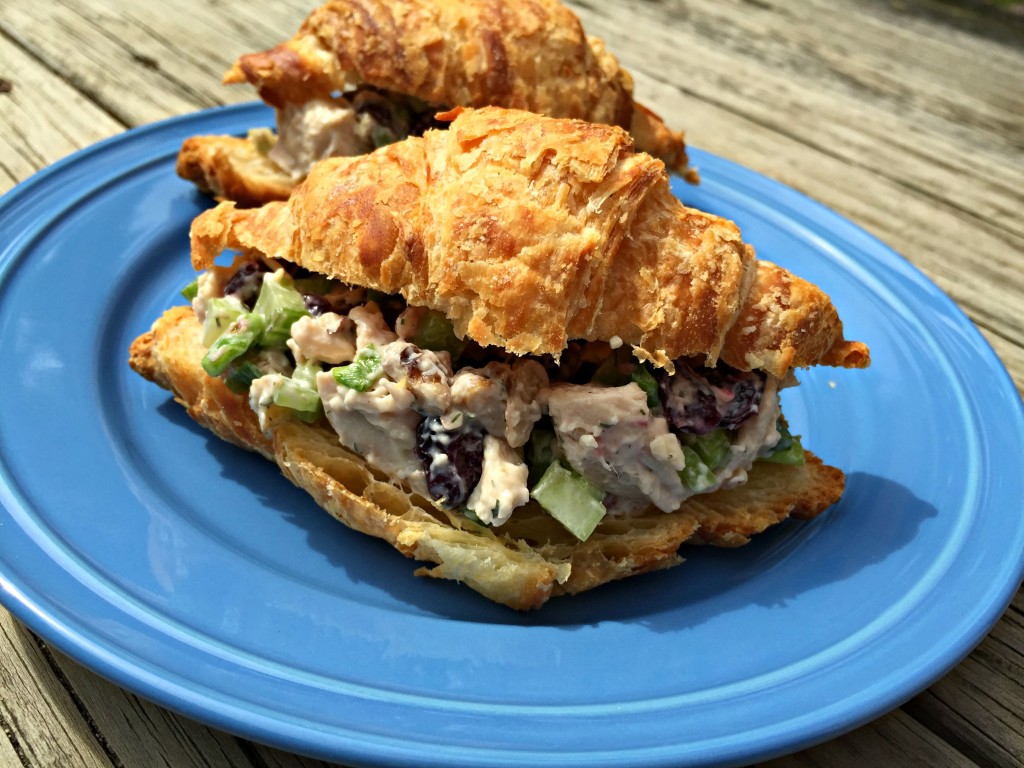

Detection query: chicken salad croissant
xmin=177 ymin=0 xmax=696 ymax=206
xmin=135 ymin=107 xmax=869 ymax=609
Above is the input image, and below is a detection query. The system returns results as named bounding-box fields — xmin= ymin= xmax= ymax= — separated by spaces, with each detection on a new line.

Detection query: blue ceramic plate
xmin=0 ymin=104 xmax=1021 ymax=768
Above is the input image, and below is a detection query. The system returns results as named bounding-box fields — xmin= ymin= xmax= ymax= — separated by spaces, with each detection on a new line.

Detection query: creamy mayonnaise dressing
xmin=191 ymin=270 xmax=223 ymax=323
xmin=466 ymin=435 xmax=530 ymax=525
xmin=316 ymin=370 xmax=426 ymax=491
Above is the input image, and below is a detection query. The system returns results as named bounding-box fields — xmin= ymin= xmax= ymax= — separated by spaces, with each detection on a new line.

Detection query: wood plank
xmin=903 ymin=614 xmax=1024 ymax=768
xmin=45 ymin=646 xmax=263 ymax=768
xmin=0 ymin=33 xmax=123 ymax=194
xmin=240 ymin=743 xmax=344 ymax=768
xmin=3 ymin=609 xmax=341 ymax=768
xmin=762 ymin=709 xmax=977 ymax=767
xmin=571 ymin=0 xmax=1023 ymax=233
xmin=0 ymin=612 xmax=113 ymax=768
xmin=0 ymin=1 xmax=201 ymax=125
xmin=0 ymin=0 xmax=309 ymax=128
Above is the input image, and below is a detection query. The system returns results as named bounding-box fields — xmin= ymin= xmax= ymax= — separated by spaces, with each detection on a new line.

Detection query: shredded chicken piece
xmin=287 ymin=312 xmax=356 ymax=364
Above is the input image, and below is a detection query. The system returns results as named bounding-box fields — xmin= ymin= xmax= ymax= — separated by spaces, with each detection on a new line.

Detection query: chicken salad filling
xmin=186 ymin=257 xmax=805 ymax=541
xmin=249 ymin=85 xmax=447 ymax=181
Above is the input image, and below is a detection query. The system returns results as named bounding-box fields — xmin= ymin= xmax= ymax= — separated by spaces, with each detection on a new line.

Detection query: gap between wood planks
xmin=0 ymin=707 xmax=32 ymax=768
xmin=28 ymin=635 xmax=127 ymax=768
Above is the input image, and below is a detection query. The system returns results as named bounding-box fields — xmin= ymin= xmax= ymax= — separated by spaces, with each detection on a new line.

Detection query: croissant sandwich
xmin=135 ymin=107 xmax=869 ymax=610
xmin=177 ymin=0 xmax=696 ymax=207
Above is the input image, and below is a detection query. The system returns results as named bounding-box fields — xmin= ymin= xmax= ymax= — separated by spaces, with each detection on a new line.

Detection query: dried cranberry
xmin=659 ymin=362 xmax=766 ymax=435
xmin=223 ymin=261 xmax=268 ymax=308
xmin=302 ymin=293 xmax=333 ymax=316
xmin=658 ymin=364 xmax=721 ymax=435
xmin=415 ymin=416 xmax=484 ymax=509
xmin=705 ymin=366 xmax=765 ymax=430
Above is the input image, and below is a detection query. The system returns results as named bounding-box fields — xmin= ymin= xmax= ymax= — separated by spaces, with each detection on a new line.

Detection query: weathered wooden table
xmin=1 ymin=0 xmax=1021 ymax=765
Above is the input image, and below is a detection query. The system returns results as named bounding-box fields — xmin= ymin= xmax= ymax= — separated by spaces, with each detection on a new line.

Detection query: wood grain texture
xmin=0 ymin=0 xmax=309 ymax=124
xmin=46 ymin=642 xmax=338 ymax=768
xmin=0 ymin=612 xmax=113 ymax=768
xmin=760 ymin=709 xmax=977 ymax=767
xmin=903 ymin=596 xmax=1024 ymax=767
xmin=0 ymin=33 xmax=124 ymax=189
xmin=0 ymin=0 xmax=1021 ymax=766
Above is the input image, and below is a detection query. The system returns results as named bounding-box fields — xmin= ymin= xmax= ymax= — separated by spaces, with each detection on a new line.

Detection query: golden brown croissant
xmin=137 ymin=108 xmax=868 ymax=609
xmin=176 ymin=135 xmax=294 ymax=208
xmin=192 ymin=107 xmax=868 ymax=378
xmin=178 ymin=0 xmax=695 ymax=205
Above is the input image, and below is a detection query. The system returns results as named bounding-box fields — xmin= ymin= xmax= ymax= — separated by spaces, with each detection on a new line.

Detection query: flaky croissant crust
xmin=222 ymin=0 xmax=692 ymax=177
xmin=192 ymin=107 xmax=869 ymax=377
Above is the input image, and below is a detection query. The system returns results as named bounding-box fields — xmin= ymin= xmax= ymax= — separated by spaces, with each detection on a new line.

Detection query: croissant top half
xmin=191 ymin=107 xmax=868 ymax=377
xmin=222 ymin=0 xmax=692 ymax=178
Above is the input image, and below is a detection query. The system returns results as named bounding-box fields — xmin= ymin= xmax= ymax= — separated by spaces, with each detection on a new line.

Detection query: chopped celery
xmin=691 ymin=429 xmax=731 ymax=470
xmin=630 ymin=364 xmax=660 ymax=409
xmin=530 ymin=462 xmax=606 ymax=541
xmin=463 ymin=509 xmax=488 ymax=526
xmin=679 ymin=446 xmax=717 ymax=492
xmin=202 ymin=313 xmax=265 ymax=376
xmin=253 ymin=272 xmax=309 ymax=347
xmin=772 ymin=418 xmax=794 ymax=451
xmin=201 ymin=296 xmax=245 ymax=347
xmin=290 ymin=360 xmax=320 ymax=389
xmin=276 ymin=362 xmax=324 ymax=421
xmin=762 ymin=440 xmax=805 ymax=464
xmin=180 ymin=277 xmax=199 ymax=301
xmin=224 ymin=360 xmax=263 ymax=393
xmin=411 ymin=309 xmax=466 ymax=357
xmin=272 ymin=378 xmax=321 ymax=415
xmin=332 ymin=346 xmax=383 ymax=392
xmin=763 ymin=422 xmax=806 ymax=465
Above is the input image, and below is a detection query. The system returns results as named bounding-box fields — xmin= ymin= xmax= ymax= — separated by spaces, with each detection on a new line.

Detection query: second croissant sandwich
xmin=135 ymin=107 xmax=869 ymax=609
xmin=177 ymin=0 xmax=696 ymax=206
